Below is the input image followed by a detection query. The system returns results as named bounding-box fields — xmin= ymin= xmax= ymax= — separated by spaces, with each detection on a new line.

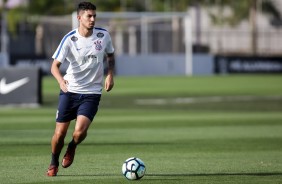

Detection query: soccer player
xmin=46 ymin=2 xmax=115 ymax=176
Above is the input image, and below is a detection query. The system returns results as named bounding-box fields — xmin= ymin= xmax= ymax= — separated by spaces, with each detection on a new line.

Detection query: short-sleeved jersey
xmin=52 ymin=28 xmax=114 ymax=94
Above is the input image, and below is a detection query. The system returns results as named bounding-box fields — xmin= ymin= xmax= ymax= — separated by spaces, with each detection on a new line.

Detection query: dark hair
xmin=77 ymin=2 xmax=96 ymax=15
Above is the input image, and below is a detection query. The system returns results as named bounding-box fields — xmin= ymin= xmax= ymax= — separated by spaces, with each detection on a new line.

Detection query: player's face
xmin=78 ymin=10 xmax=96 ymax=30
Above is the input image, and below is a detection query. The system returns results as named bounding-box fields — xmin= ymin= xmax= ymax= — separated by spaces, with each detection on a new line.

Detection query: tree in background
xmin=206 ymin=0 xmax=281 ymax=55
xmin=2 ymin=0 xmax=282 ymax=55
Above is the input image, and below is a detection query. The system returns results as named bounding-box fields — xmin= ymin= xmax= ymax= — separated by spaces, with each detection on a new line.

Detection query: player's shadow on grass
xmin=60 ymin=172 xmax=282 ymax=177
xmin=58 ymin=174 xmax=118 ymax=177
xmin=147 ymin=172 xmax=282 ymax=177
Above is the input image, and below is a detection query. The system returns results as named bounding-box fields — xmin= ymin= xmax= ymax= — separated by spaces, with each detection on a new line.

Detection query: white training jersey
xmin=52 ymin=27 xmax=114 ymax=94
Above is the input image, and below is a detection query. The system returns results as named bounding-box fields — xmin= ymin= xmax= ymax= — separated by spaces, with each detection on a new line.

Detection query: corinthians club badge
xmin=94 ymin=40 xmax=102 ymax=51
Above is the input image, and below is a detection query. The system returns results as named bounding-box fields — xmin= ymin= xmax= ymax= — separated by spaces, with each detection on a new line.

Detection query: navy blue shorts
xmin=56 ymin=90 xmax=101 ymax=123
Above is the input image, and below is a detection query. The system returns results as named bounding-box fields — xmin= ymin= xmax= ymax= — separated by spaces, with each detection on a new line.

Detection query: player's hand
xmin=59 ymin=79 xmax=68 ymax=93
xmin=105 ymin=74 xmax=114 ymax=92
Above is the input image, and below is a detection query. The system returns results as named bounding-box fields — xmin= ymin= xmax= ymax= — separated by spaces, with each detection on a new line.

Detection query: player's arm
xmin=104 ymin=53 xmax=115 ymax=92
xmin=51 ymin=59 xmax=68 ymax=93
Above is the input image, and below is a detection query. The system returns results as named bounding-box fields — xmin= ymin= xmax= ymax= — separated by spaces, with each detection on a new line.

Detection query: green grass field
xmin=0 ymin=75 xmax=282 ymax=184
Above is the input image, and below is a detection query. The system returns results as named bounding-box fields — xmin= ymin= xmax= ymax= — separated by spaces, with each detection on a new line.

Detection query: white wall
xmin=116 ymin=54 xmax=213 ymax=76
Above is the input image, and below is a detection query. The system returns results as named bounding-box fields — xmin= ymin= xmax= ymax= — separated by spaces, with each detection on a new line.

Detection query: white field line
xmin=134 ymin=95 xmax=282 ymax=105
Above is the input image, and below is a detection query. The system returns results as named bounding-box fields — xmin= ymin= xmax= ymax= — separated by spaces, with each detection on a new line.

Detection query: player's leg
xmin=47 ymin=122 xmax=70 ymax=176
xmin=51 ymin=122 xmax=70 ymax=164
xmin=62 ymin=94 xmax=101 ymax=168
xmin=62 ymin=115 xmax=91 ymax=168
xmin=73 ymin=115 xmax=92 ymax=144
xmin=47 ymin=91 xmax=76 ymax=176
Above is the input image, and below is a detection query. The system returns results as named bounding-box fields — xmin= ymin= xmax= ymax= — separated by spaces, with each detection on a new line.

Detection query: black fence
xmin=215 ymin=55 xmax=282 ymax=74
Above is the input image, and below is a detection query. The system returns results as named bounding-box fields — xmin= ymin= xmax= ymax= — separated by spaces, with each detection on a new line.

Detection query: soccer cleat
xmin=46 ymin=165 xmax=58 ymax=176
xmin=62 ymin=146 xmax=76 ymax=168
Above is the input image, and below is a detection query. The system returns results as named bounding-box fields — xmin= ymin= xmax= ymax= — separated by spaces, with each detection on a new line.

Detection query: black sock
xmin=50 ymin=152 xmax=60 ymax=166
xmin=68 ymin=139 xmax=77 ymax=149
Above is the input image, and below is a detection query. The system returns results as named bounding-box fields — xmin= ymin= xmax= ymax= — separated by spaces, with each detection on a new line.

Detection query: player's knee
xmin=73 ymin=130 xmax=87 ymax=141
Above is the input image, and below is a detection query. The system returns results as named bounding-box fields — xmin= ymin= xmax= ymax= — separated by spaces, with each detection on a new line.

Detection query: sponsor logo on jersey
xmin=87 ymin=55 xmax=97 ymax=59
xmin=97 ymin=32 xmax=104 ymax=38
xmin=94 ymin=40 xmax=102 ymax=51
xmin=71 ymin=36 xmax=78 ymax=42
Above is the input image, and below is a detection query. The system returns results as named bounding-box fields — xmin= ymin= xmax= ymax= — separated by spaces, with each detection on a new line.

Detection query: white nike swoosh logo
xmin=0 ymin=77 xmax=30 ymax=95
